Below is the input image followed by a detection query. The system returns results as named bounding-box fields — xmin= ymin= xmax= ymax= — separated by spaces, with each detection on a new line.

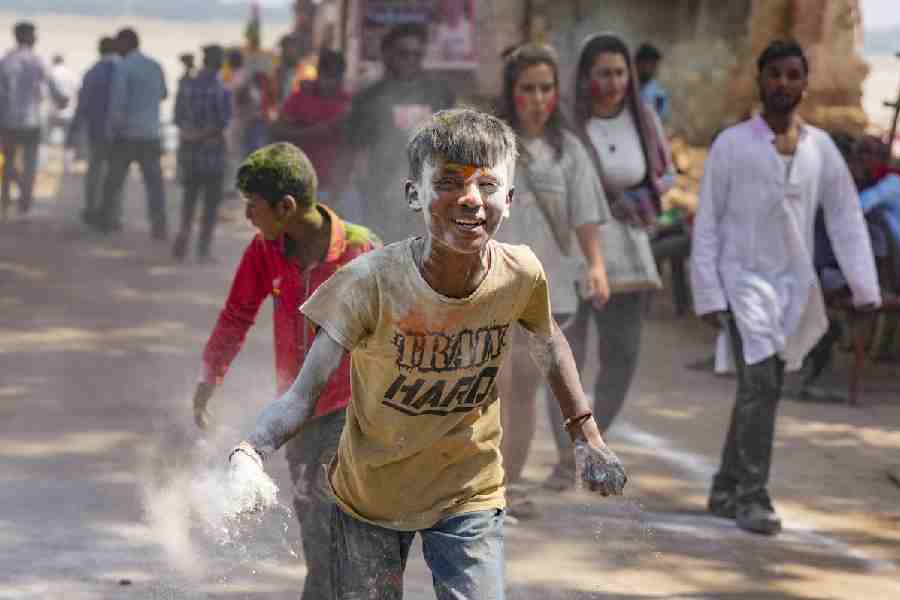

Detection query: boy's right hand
xmin=229 ymin=440 xmax=265 ymax=470
xmin=192 ymin=382 xmax=216 ymax=430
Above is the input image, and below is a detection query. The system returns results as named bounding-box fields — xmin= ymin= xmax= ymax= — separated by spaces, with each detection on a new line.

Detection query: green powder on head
xmin=236 ymin=142 xmax=318 ymax=206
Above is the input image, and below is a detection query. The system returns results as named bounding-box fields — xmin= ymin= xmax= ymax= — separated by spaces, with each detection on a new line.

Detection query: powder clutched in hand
xmin=142 ymin=441 xmax=284 ymax=577
xmin=221 ymin=450 xmax=279 ymax=520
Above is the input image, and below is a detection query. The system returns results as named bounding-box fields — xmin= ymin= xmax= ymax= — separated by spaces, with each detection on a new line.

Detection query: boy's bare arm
xmin=244 ymin=329 xmax=346 ymax=460
xmin=527 ymin=320 xmax=627 ymax=496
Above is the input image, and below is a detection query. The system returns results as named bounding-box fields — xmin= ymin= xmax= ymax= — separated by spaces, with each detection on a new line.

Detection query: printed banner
xmin=362 ymin=0 xmax=477 ymax=70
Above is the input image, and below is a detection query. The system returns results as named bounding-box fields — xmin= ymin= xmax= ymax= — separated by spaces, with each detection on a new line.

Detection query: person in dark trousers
xmin=336 ymin=23 xmax=455 ymax=243
xmin=0 ymin=21 xmax=68 ymax=219
xmin=172 ymin=44 xmax=231 ymax=263
xmin=547 ymin=33 xmax=673 ymax=491
xmin=96 ymin=28 xmax=168 ymax=238
xmin=68 ymin=36 xmax=119 ymax=226
xmin=691 ymin=40 xmax=881 ymax=535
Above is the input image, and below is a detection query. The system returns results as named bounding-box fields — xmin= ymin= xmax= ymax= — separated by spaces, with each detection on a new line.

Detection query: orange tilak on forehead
xmin=443 ymin=162 xmax=487 ymax=181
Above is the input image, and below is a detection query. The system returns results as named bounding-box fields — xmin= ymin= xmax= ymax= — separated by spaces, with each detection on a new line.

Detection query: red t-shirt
xmin=279 ymin=82 xmax=351 ymax=188
xmin=202 ymin=205 xmax=379 ymax=417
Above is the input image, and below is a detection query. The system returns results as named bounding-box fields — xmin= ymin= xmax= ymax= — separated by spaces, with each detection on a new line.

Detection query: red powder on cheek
xmin=513 ymin=94 xmax=528 ymax=112
xmin=546 ymin=92 xmax=558 ymax=116
xmin=589 ymin=79 xmax=605 ymax=100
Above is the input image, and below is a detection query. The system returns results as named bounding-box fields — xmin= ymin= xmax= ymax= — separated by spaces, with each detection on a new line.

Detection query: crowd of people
xmin=0 ymin=11 xmax=891 ymax=600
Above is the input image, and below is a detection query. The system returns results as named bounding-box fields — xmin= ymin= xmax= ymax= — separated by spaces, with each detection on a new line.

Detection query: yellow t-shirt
xmin=300 ymin=238 xmax=554 ymax=531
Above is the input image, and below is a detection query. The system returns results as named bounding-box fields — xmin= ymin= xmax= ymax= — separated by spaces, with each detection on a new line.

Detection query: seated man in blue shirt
xmin=635 ymin=43 xmax=670 ymax=125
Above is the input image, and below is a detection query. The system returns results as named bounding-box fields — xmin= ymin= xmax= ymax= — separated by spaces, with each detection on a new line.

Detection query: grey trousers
xmin=283 ymin=409 xmax=345 ymax=600
xmin=549 ymin=292 xmax=647 ymax=453
xmin=98 ymin=138 xmax=166 ymax=236
xmin=177 ymin=174 xmax=224 ymax=258
xmin=712 ymin=316 xmax=785 ymax=506
xmin=83 ymin=141 xmax=110 ymax=222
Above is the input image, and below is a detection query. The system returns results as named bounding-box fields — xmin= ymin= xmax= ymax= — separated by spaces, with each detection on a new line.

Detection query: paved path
xmin=2 ymin=160 xmax=899 ymax=599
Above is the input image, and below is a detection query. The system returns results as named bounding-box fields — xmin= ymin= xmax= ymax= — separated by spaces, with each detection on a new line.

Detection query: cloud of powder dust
xmin=139 ymin=431 xmax=285 ymax=579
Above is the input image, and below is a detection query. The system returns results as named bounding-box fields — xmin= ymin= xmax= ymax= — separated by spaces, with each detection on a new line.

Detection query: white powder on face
xmin=415 ymin=156 xmax=515 ymax=244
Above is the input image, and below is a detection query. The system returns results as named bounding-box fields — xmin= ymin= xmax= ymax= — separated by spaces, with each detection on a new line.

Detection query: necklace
xmin=591 ymin=119 xmax=618 ymax=154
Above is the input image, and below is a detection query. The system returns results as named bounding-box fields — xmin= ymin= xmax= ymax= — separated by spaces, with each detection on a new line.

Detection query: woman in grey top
xmin=545 ymin=33 xmax=674 ymax=488
xmin=495 ymin=44 xmax=611 ymax=515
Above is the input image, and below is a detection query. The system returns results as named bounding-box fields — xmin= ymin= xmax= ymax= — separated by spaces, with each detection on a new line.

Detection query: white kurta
xmin=691 ymin=116 xmax=881 ymax=370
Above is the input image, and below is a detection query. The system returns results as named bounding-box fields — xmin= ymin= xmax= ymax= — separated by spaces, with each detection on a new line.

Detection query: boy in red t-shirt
xmin=193 ymin=142 xmax=378 ymax=599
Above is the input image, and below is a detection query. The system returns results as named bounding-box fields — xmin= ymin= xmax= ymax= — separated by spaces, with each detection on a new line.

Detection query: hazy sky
xmin=862 ymin=0 xmax=900 ymax=29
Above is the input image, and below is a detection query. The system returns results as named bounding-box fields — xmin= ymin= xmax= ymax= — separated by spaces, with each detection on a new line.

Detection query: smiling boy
xmin=230 ymin=109 xmax=626 ymax=599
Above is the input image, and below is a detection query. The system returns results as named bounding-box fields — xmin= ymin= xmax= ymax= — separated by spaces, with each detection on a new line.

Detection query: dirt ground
xmin=2 ymin=155 xmax=900 ymax=600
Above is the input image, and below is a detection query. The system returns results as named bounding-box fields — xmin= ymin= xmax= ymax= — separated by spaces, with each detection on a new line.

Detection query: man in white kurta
xmin=690 ymin=40 xmax=880 ymax=535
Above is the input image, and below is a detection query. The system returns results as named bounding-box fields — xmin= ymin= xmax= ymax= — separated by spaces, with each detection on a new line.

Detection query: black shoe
xmin=707 ymin=489 xmax=737 ymax=519
xmin=736 ymin=502 xmax=782 ymax=535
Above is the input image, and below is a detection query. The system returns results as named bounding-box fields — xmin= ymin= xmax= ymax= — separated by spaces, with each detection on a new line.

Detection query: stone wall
xmin=474 ymin=0 xmax=870 ymax=144
xmin=477 ymin=0 xmax=754 ymax=144
xmin=725 ymin=0 xmax=869 ymax=135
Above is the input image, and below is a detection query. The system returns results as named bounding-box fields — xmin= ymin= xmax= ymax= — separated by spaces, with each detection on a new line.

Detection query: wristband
xmin=563 ymin=411 xmax=593 ymax=433
xmin=228 ymin=441 xmax=264 ymax=468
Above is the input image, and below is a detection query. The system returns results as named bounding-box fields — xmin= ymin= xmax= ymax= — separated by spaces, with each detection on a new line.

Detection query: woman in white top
xmin=544 ymin=33 xmax=674 ymax=488
xmin=494 ymin=44 xmax=611 ymax=514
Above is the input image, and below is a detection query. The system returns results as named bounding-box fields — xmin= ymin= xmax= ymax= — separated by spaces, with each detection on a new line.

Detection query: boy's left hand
xmin=577 ymin=439 xmax=628 ymax=496
xmin=572 ymin=418 xmax=627 ymax=496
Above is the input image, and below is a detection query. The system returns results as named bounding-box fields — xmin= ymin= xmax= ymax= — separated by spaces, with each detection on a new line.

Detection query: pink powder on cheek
xmin=546 ymin=92 xmax=558 ymax=116
xmin=514 ymin=94 xmax=528 ymax=113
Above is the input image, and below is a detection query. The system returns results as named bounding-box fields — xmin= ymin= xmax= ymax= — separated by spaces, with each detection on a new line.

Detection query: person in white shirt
xmin=48 ymin=55 xmax=77 ymax=135
xmin=690 ymin=40 xmax=881 ymax=535
xmin=0 ymin=21 xmax=68 ymax=218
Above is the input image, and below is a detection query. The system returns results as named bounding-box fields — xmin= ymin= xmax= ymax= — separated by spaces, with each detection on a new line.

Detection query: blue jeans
xmin=331 ymin=506 xmax=505 ymax=600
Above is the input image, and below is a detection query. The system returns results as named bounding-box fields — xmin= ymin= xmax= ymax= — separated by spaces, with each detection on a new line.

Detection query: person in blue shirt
xmin=68 ymin=36 xmax=119 ymax=226
xmin=635 ymin=43 xmax=670 ymax=125
xmin=96 ymin=27 xmax=168 ymax=239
